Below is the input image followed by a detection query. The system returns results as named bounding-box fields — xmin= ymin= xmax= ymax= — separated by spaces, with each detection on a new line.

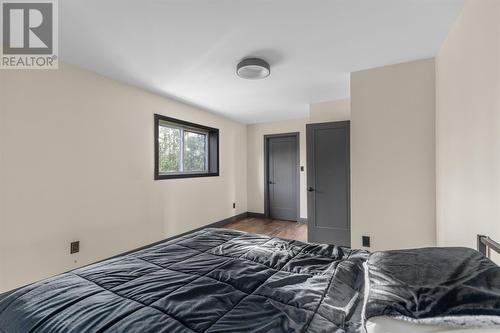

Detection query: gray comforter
xmin=0 ymin=228 xmax=368 ymax=332
xmin=0 ymin=228 xmax=498 ymax=332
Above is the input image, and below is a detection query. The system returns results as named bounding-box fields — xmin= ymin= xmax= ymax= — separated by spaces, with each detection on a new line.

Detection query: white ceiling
xmin=60 ymin=0 xmax=464 ymax=124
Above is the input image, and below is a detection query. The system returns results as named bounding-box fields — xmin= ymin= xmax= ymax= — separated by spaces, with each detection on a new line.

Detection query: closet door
xmin=307 ymin=121 xmax=350 ymax=246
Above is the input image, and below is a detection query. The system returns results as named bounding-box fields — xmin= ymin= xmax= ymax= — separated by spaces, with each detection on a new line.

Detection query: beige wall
xmin=309 ymin=99 xmax=350 ymax=123
xmin=9 ymin=3 xmax=499 ymax=291
xmin=436 ymin=0 xmax=500 ymax=254
xmin=0 ymin=63 xmax=247 ymax=292
xmin=351 ymin=58 xmax=437 ymax=250
xmin=246 ymin=99 xmax=351 ymax=219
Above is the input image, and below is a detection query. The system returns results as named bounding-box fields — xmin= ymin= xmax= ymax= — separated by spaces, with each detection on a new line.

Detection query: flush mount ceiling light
xmin=236 ymin=58 xmax=270 ymax=80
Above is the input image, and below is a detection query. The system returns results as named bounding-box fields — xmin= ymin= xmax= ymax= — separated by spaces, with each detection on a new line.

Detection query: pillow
xmin=362 ymin=247 xmax=500 ymax=328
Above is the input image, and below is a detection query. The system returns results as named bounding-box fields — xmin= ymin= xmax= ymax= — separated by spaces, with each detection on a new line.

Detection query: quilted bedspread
xmin=0 ymin=228 xmax=369 ymax=333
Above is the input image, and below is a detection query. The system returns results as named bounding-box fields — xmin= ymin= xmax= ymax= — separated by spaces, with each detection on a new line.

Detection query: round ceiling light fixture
xmin=236 ymin=57 xmax=270 ymax=80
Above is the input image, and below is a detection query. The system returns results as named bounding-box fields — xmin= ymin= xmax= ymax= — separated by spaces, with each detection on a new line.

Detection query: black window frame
xmin=154 ymin=114 xmax=219 ymax=180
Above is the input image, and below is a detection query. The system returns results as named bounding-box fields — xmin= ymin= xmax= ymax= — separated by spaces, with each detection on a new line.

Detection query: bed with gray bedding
xmin=0 ymin=228 xmax=498 ymax=333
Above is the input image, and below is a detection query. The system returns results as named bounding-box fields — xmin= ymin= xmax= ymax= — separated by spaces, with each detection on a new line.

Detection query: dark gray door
xmin=266 ymin=134 xmax=299 ymax=221
xmin=307 ymin=121 xmax=350 ymax=246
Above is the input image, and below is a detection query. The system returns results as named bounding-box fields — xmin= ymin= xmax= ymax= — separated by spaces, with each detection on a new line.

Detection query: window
xmin=154 ymin=114 xmax=219 ymax=179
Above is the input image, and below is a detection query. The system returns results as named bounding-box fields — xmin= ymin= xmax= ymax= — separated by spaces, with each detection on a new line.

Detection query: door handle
xmin=307 ymin=187 xmax=315 ymax=192
xmin=269 ymin=181 xmax=275 ymax=184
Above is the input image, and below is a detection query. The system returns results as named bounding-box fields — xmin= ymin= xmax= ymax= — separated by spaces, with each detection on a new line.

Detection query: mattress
xmin=0 ymin=228 xmax=369 ymax=332
xmin=366 ymin=317 xmax=500 ymax=333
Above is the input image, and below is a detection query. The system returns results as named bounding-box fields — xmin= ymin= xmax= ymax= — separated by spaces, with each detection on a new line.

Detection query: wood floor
xmin=223 ymin=217 xmax=307 ymax=242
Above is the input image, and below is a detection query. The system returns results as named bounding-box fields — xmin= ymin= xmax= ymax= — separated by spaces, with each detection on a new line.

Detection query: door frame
xmin=264 ymin=132 xmax=300 ymax=222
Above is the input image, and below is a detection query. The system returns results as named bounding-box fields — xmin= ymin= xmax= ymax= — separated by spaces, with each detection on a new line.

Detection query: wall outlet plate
xmin=70 ymin=241 xmax=80 ymax=254
xmin=362 ymin=236 xmax=371 ymax=247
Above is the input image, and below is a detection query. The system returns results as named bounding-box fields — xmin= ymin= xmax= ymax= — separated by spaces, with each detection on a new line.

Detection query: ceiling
xmin=60 ymin=0 xmax=464 ymax=124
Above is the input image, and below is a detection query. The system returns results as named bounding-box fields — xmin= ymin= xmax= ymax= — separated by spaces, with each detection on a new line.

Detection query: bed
xmin=0 ymin=228 xmax=498 ymax=332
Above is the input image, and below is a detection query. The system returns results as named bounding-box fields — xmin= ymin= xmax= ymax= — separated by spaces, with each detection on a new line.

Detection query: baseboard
xmin=125 ymin=211 xmax=249 ymax=255
xmin=0 ymin=211 xmax=251 ymax=297
xmin=247 ymin=212 xmax=306 ymax=224
xmin=2 ymin=212 xmax=309 ymax=296
xmin=247 ymin=212 xmax=266 ymax=219
xmin=211 ymin=212 xmax=249 ymax=227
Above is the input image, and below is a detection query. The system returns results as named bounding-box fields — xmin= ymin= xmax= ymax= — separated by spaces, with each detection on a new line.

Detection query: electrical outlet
xmin=362 ymin=236 xmax=371 ymax=247
xmin=70 ymin=241 xmax=80 ymax=254
xmin=300 ymin=166 xmax=304 ymax=171
xmin=232 ymin=202 xmax=236 ymax=209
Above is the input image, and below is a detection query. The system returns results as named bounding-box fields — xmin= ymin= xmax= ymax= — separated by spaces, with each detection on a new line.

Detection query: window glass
xmin=155 ymin=115 xmax=218 ymax=180
xmin=183 ymin=130 xmax=207 ymax=172
xmin=158 ymin=125 xmax=181 ymax=173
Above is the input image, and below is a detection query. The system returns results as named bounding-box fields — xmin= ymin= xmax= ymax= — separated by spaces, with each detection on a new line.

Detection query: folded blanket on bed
xmin=363 ymin=247 xmax=500 ymax=328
